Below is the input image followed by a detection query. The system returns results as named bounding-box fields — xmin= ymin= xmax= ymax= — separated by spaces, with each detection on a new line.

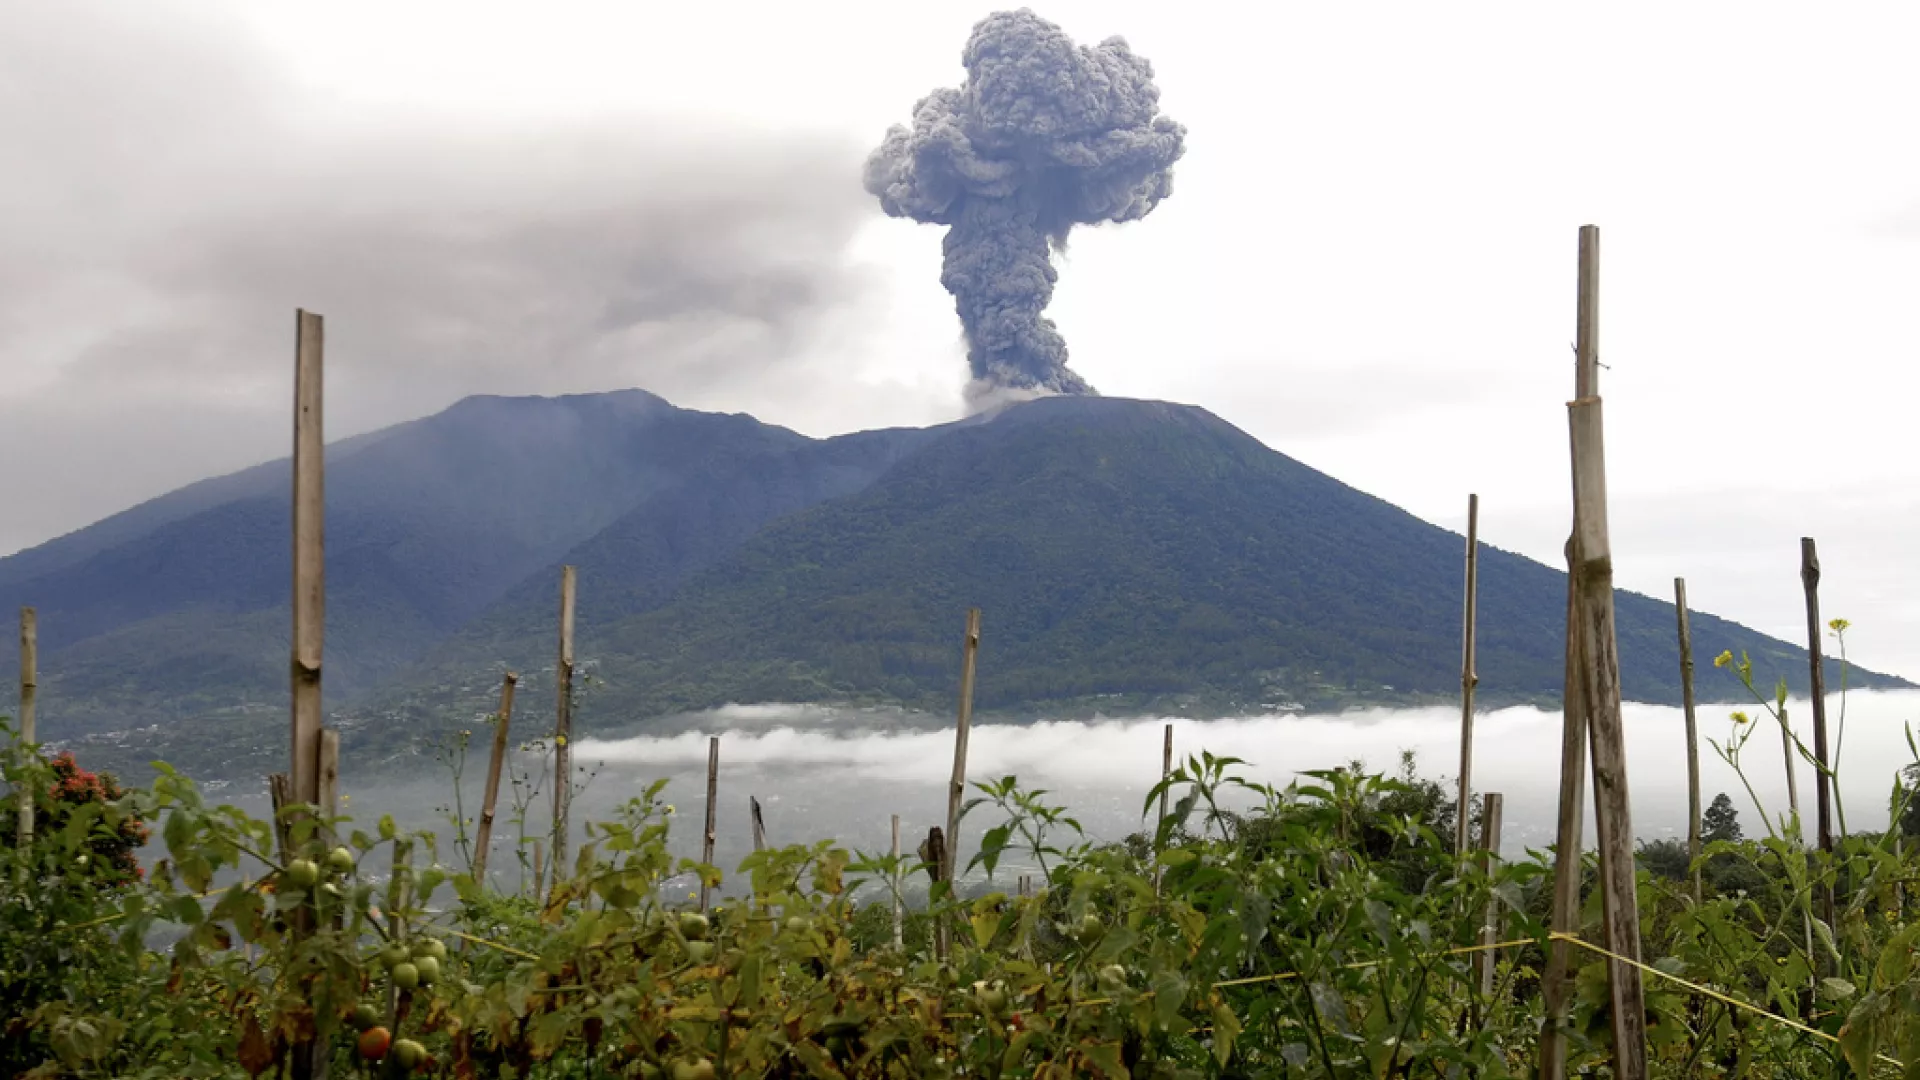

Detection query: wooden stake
xmin=551 ymin=566 xmax=577 ymax=883
xmin=1781 ymin=704 xmax=1801 ymax=827
xmin=16 ymin=607 xmax=35 ymax=849
xmin=750 ymin=796 xmax=768 ymax=853
xmin=288 ymin=309 xmax=326 ymax=1080
xmin=1155 ymin=722 xmax=1172 ymax=894
xmin=700 ymin=736 xmax=719 ymax=912
xmin=472 ymin=672 xmax=517 ymax=883
xmin=1565 ymin=224 xmax=1647 ymax=1078
xmin=317 ymin=728 xmax=340 ymax=844
xmin=1456 ymin=493 xmax=1481 ymax=857
xmin=1675 ymin=578 xmax=1703 ymax=904
xmin=1801 ymin=538 xmax=1835 ymax=855
xmin=938 ymin=608 xmax=982 ymax=958
xmin=268 ymin=772 xmax=294 ymax=862
xmin=290 ymin=309 xmax=325 ymax=817
xmin=1539 ymin=538 xmax=1589 ymax=1080
xmin=1475 ymin=791 xmax=1505 ymax=997
xmin=891 ymin=813 xmax=903 ymax=951
xmin=531 ymin=839 xmax=545 ymax=900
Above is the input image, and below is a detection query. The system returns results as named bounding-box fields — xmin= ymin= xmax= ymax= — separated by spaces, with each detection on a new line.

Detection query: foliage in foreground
xmin=3 ymin=621 xmax=1920 ymax=1079
xmin=0 ymin=753 xmax=1915 ymax=1078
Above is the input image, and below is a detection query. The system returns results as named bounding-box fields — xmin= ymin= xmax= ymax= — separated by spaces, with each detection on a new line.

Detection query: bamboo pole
xmin=290 ymin=309 xmax=325 ymax=817
xmin=268 ymin=772 xmax=294 ymax=861
xmin=384 ymin=838 xmax=414 ymax=1025
xmin=472 ymin=672 xmax=517 ymax=883
xmin=891 ymin=814 xmax=903 ymax=951
xmin=1155 ymin=722 xmax=1172 ymax=894
xmin=700 ymin=736 xmax=719 ymax=912
xmin=1565 ymin=224 xmax=1647 ymax=1078
xmin=1539 ymin=537 xmax=1589 ymax=1079
xmin=1475 ymin=792 xmax=1505 ymax=997
xmin=1781 ymin=704 xmax=1801 ymax=827
xmin=317 ymin=729 xmax=340 ymax=843
xmin=551 ymin=566 xmax=577 ymax=883
xmin=1801 ymin=538 xmax=1835 ymax=858
xmin=288 ymin=309 xmax=326 ymax=1080
xmin=16 ymin=607 xmax=35 ymax=849
xmin=750 ymin=796 xmax=768 ymax=853
xmin=1456 ymin=493 xmax=1481 ymax=857
xmin=1675 ymin=578 xmax=1703 ymax=904
xmin=937 ymin=608 xmax=982 ymax=959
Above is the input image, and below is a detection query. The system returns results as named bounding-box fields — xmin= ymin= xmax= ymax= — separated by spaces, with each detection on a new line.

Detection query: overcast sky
xmin=7 ymin=1 xmax=1920 ymax=682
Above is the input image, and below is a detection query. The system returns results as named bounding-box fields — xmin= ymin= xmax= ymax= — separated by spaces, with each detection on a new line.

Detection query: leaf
xmin=739 ymin=952 xmax=763 ymax=1008
xmin=237 ymin=1013 xmax=274 ymax=1078
xmin=1212 ymin=1000 xmax=1241 ymax=1067
xmin=1079 ymin=1041 xmax=1130 ymax=1079
xmin=1820 ymin=977 xmax=1857 ymax=1002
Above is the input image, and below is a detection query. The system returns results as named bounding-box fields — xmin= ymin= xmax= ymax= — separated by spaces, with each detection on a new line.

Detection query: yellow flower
xmin=1714 ymin=650 xmax=1735 ymax=669
xmin=1731 ymin=711 xmax=1752 ymax=726
xmin=1828 ymin=618 xmax=1851 ymax=634
xmin=665 ymin=805 xmax=676 ymax=815
xmin=555 ymin=735 xmax=568 ymax=748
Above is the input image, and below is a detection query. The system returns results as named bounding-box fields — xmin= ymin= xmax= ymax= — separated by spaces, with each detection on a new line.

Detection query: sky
xmin=6 ymin=1 xmax=1920 ymax=681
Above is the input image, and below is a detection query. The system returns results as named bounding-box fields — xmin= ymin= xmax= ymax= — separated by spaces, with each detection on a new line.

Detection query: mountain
xmin=0 ymin=390 xmax=1904 ymax=782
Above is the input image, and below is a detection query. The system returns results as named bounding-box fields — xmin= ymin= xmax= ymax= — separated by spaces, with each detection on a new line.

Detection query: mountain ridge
xmin=0 ymin=389 xmax=1905 ymax=782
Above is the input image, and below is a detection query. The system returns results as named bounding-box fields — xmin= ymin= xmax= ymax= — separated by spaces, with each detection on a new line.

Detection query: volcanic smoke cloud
xmin=864 ymin=9 xmax=1187 ymax=398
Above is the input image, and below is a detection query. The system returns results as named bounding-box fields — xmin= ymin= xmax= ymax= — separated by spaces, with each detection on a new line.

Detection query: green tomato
xmin=671 ymin=1059 xmax=716 ymax=1080
xmin=391 ymin=1039 xmax=427 ymax=1071
xmin=785 ymin=915 xmax=811 ymax=934
xmin=349 ymin=1003 xmax=382 ymax=1032
xmin=413 ymin=955 xmax=440 ymax=985
xmin=974 ymin=982 xmax=1009 ymax=1015
xmin=1099 ymin=964 xmax=1129 ymax=990
xmin=381 ymin=944 xmax=410 ymax=970
xmin=678 ymin=913 xmax=709 ymax=941
xmin=1075 ymin=914 xmax=1103 ymax=945
xmin=414 ymin=938 xmax=448 ymax=963
xmin=391 ymin=962 xmax=420 ymax=990
xmin=285 ymin=859 xmax=320 ymax=890
xmin=683 ymin=941 xmax=714 ymax=964
xmin=326 ymin=847 xmax=355 ymax=875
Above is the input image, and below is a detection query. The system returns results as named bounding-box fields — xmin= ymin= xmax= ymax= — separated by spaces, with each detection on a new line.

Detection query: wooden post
xmin=1538 ymin=545 xmax=1589 ymax=1080
xmin=890 ymin=814 xmax=903 ymax=951
xmin=317 ymin=729 xmax=340 ymax=843
xmin=384 ymin=838 xmax=414 ymax=1025
xmin=1565 ymin=225 xmax=1647 ymax=1079
xmin=16 ymin=607 xmax=35 ymax=849
xmin=750 ymin=796 xmax=768 ymax=853
xmin=550 ymin=566 xmax=577 ymax=883
xmin=700 ymin=736 xmax=719 ymax=912
xmin=472 ymin=672 xmax=517 ymax=883
xmin=290 ymin=309 xmax=325 ymax=818
xmin=1675 ymin=578 xmax=1703 ymax=904
xmin=1155 ymin=722 xmax=1172 ymax=894
xmin=1801 ymin=538 xmax=1835 ymax=856
xmin=923 ymin=826 xmax=949 ymax=959
xmin=531 ymin=839 xmax=545 ymax=900
xmin=288 ymin=309 xmax=326 ymax=1080
xmin=1781 ymin=704 xmax=1801 ymax=828
xmin=268 ymin=772 xmax=294 ymax=861
xmin=1475 ymin=792 xmax=1505 ymax=997
xmin=1456 ymin=493 xmax=1481 ymax=857
xmin=937 ymin=608 xmax=982 ymax=958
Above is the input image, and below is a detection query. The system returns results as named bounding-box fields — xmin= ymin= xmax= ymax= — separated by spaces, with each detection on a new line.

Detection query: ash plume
xmin=864 ymin=9 xmax=1186 ymax=399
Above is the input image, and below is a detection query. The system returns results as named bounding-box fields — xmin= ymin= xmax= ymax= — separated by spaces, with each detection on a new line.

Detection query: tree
xmin=1702 ymin=792 xmax=1742 ymax=844
xmin=0 ymin=750 xmax=149 ymax=884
